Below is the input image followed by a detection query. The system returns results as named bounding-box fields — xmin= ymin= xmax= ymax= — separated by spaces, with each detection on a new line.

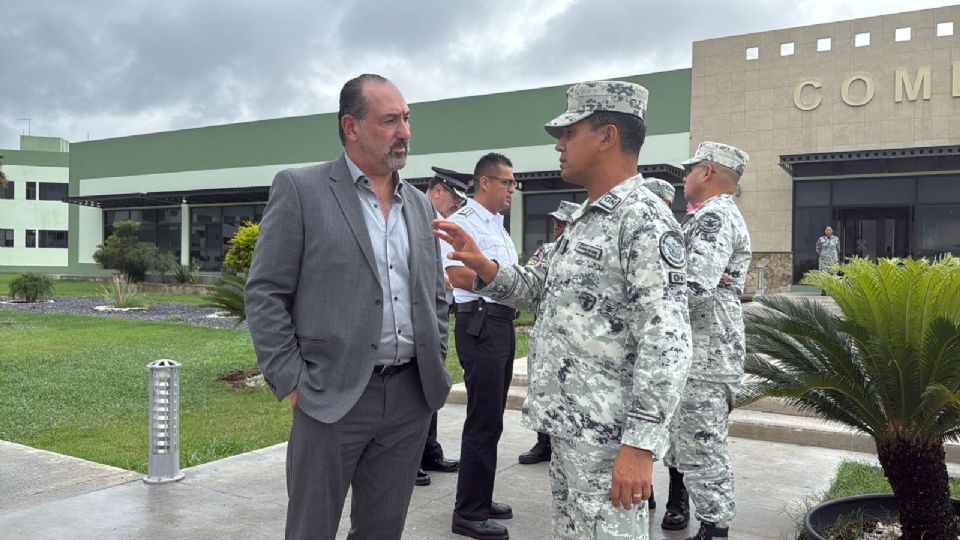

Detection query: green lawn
xmin=0 ymin=273 xmax=208 ymax=305
xmin=824 ymin=460 xmax=960 ymax=501
xmin=0 ymin=310 xmax=528 ymax=472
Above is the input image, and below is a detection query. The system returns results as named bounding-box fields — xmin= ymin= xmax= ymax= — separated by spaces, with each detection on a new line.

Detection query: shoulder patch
xmin=659 ymin=231 xmax=686 ymax=268
xmin=596 ymin=192 xmax=623 ymax=212
xmin=698 ymin=212 xmax=723 ymax=234
xmin=458 ymin=207 xmax=475 ymax=218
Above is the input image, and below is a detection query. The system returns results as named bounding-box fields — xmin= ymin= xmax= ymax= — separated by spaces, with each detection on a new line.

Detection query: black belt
xmin=456 ymin=301 xmax=518 ymax=320
xmin=373 ymin=358 xmax=416 ymax=377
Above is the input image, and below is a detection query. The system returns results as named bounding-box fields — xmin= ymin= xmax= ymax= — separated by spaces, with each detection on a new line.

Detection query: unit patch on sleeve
xmin=698 ymin=212 xmax=723 ymax=234
xmin=659 ymin=231 xmax=686 ymax=268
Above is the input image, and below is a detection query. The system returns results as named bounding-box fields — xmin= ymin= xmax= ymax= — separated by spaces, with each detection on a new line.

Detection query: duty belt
xmin=456 ymin=300 xmax=518 ymax=320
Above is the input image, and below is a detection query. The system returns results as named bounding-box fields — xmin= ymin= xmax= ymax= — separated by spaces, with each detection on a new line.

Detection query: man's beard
xmin=385 ymin=141 xmax=408 ymax=171
xmin=360 ymin=134 xmax=409 ymax=171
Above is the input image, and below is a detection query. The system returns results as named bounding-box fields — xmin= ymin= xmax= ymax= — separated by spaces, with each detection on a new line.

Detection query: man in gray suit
xmin=245 ymin=73 xmax=452 ymax=540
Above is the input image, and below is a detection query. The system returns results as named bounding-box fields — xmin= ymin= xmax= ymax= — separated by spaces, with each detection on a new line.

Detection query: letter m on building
xmin=896 ymin=66 xmax=931 ymax=102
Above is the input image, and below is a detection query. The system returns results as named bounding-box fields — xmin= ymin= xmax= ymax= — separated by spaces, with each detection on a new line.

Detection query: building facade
xmin=690 ymin=4 xmax=960 ymax=293
xmin=5 ymin=6 xmax=958 ymax=294
xmin=0 ymin=136 xmax=70 ymax=270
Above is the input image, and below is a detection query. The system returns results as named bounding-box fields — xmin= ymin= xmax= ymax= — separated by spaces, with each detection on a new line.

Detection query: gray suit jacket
xmin=245 ymin=154 xmax=451 ymax=423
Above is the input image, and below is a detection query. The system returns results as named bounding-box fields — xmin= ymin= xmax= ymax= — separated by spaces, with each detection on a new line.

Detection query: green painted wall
xmin=0 ymin=149 xmax=69 ymax=168
xmin=70 ymin=69 xmax=691 ymax=181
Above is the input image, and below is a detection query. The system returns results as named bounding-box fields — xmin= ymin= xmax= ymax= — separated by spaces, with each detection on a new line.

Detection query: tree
xmin=224 ymin=221 xmax=259 ymax=274
xmin=92 ymin=220 xmax=153 ymax=282
xmin=742 ymin=256 xmax=960 ymax=539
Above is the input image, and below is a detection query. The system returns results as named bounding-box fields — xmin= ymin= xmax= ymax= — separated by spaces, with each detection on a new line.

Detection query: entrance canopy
xmin=780 ymin=144 xmax=960 ymax=179
xmin=63 ymin=186 xmax=271 ymax=208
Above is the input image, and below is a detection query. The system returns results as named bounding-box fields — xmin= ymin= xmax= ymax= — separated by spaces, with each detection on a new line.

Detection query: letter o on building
xmin=841 ymin=72 xmax=875 ymax=107
xmin=794 ymin=79 xmax=823 ymax=111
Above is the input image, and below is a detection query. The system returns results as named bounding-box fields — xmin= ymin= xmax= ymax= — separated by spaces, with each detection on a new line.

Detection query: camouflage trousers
xmin=550 ymin=436 xmax=649 ymax=539
xmin=663 ymin=379 xmax=740 ymax=527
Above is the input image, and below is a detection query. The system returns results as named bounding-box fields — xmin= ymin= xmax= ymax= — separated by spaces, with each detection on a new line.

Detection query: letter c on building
xmin=794 ymin=79 xmax=823 ymax=111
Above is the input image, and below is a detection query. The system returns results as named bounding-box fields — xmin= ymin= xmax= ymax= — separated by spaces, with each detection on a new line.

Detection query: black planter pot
xmin=804 ymin=494 xmax=960 ymax=539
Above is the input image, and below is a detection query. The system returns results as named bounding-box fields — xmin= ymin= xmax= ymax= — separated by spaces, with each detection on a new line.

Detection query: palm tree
xmin=742 ymin=256 xmax=960 ymax=539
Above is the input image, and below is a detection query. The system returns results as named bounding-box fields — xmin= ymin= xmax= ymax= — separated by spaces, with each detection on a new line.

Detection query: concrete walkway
xmin=3 ymin=291 xmax=944 ymax=538
xmin=0 ymin=403 xmax=913 ymax=540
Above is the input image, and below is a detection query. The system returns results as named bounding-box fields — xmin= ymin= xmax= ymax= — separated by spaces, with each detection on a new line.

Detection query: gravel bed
xmin=0 ymin=296 xmax=247 ymax=329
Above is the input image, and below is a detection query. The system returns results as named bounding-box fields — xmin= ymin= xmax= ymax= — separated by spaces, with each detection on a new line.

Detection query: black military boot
xmin=661 ymin=467 xmax=689 ymax=530
xmin=685 ymin=521 xmax=728 ymax=539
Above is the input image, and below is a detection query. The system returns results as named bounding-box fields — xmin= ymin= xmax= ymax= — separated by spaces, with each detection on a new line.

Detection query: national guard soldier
xmin=641 ymin=177 xmax=676 ymax=207
xmin=662 ymin=141 xmax=751 ymax=540
xmin=815 ymin=226 xmax=841 ymax=272
xmin=435 ymin=80 xmax=692 ymax=540
xmin=518 ymin=199 xmax=579 ymax=467
xmin=444 ymin=152 xmax=519 ymax=540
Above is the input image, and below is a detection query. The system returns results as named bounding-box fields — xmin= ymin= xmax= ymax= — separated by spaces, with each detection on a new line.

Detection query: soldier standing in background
xmin=641 ymin=177 xmax=676 ymax=208
xmin=517 ymin=199 xmax=579 ymax=466
xmin=435 ymin=80 xmax=691 ymax=540
xmin=662 ymin=142 xmax=751 ymax=540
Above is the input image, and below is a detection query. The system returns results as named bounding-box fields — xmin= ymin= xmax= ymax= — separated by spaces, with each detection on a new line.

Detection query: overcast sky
xmin=1 ymin=0 xmax=956 ymax=150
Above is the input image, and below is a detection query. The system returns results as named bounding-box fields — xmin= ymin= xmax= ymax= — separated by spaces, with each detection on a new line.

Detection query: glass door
xmin=837 ymin=207 xmax=910 ymax=261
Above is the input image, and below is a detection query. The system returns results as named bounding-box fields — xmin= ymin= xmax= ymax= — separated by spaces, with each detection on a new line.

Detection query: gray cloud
xmin=0 ymin=0 xmax=954 ymax=149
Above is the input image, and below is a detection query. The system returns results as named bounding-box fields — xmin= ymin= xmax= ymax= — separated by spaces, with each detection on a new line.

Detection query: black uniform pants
xmin=453 ymin=311 xmax=516 ymax=520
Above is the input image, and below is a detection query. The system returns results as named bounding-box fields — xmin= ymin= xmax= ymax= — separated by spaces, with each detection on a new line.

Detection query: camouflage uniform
xmin=478 ymin=174 xmax=692 ymax=539
xmin=816 ymin=235 xmax=841 ymax=273
xmin=641 ymin=177 xmax=676 ymax=206
xmin=665 ymin=142 xmax=752 ymax=529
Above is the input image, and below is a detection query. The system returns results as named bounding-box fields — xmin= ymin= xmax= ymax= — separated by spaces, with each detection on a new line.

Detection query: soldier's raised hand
xmin=432 ymin=219 xmax=499 ymax=284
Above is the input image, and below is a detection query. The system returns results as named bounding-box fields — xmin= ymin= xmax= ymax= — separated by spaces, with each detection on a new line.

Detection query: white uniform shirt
xmin=442 ymin=198 xmax=518 ymax=305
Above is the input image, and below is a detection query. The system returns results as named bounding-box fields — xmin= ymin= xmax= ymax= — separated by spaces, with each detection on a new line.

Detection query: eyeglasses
xmin=486 ymin=176 xmax=521 ymax=190
xmin=682 ymin=163 xmax=708 ymax=177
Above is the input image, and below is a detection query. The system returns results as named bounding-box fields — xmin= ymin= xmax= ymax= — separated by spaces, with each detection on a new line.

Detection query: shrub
xmin=98 ymin=275 xmax=144 ymax=308
xmin=92 ymin=221 xmax=152 ymax=282
xmin=203 ymin=273 xmax=247 ymax=323
xmin=224 ymin=222 xmax=259 ymax=274
xmin=153 ymin=251 xmax=179 ymax=283
xmin=9 ymin=273 xmax=54 ymax=302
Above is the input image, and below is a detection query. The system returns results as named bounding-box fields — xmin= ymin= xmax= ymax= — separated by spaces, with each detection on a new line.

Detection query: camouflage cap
xmin=544 ymin=80 xmax=649 ymax=139
xmin=641 ymin=177 xmax=676 ymax=204
xmin=681 ymin=141 xmax=750 ymax=176
xmin=547 ymin=200 xmax=580 ymax=223
xmin=430 ymin=166 xmax=473 ymax=201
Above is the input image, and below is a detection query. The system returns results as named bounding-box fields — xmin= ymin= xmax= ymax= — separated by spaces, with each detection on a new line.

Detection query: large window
xmin=38 ymin=230 xmax=67 ymax=248
xmin=190 ymin=204 xmax=266 ymax=271
xmin=917 ymin=206 xmax=960 ymax=258
xmin=38 ymin=182 xmax=68 ymax=201
xmin=0 ymin=229 xmax=12 ymax=247
xmin=104 ymin=208 xmax=180 ymax=261
xmin=0 ymin=181 xmax=13 ymax=199
xmin=521 ymin=192 xmax=587 ymax=258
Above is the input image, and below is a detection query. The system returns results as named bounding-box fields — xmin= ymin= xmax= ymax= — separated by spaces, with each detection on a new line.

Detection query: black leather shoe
xmin=517 ymin=442 xmax=551 ymax=464
xmin=415 ymin=468 xmax=431 ymax=486
xmin=489 ymin=501 xmax=513 ymax=520
xmin=451 ymin=512 xmax=509 ymax=540
xmin=422 ymin=456 xmax=460 ymax=472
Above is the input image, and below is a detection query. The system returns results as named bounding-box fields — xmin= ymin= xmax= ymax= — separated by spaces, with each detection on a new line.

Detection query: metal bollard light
xmin=144 ymin=359 xmax=185 ymax=484
xmin=755 ymin=266 xmax=766 ymax=297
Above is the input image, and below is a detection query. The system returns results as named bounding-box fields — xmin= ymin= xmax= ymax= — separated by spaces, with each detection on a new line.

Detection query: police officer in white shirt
xmin=443 ymin=153 xmax=519 ymax=540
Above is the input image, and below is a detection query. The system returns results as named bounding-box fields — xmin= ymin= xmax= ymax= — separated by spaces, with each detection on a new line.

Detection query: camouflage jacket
xmin=683 ymin=193 xmax=752 ymax=382
xmin=477 ymin=175 xmax=692 ymax=456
